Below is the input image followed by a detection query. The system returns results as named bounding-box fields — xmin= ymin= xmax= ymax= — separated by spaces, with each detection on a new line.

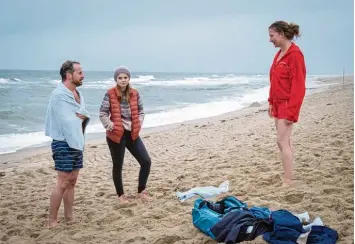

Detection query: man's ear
xmin=66 ymin=72 xmax=72 ymax=80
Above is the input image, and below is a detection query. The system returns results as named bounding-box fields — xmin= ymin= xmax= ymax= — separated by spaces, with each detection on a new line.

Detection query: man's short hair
xmin=60 ymin=60 xmax=80 ymax=81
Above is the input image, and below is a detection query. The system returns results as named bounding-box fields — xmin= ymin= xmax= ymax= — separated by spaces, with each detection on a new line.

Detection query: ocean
xmin=0 ymin=70 xmax=337 ymax=155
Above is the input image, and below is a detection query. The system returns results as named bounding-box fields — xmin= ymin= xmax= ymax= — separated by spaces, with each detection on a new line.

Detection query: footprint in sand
xmin=283 ymin=192 xmax=304 ymax=204
xmin=323 ymin=187 xmax=342 ymax=194
xmin=145 ymin=212 xmax=166 ymax=220
xmin=154 ymin=235 xmax=182 ymax=244
xmin=165 ymin=206 xmax=180 ymax=214
xmin=30 ymin=232 xmax=40 ymax=238
xmin=1 ymin=235 xmax=10 ymax=241
xmin=21 ymin=171 xmax=36 ymax=178
xmin=82 ymin=200 xmax=93 ymax=205
xmin=67 ymin=230 xmax=80 ymax=236
xmin=106 ymin=193 xmax=120 ymax=199
xmin=125 ymin=236 xmax=146 ymax=243
xmin=261 ymin=167 xmax=272 ymax=172
xmin=338 ymin=210 xmax=353 ymax=221
xmin=119 ymin=208 xmax=134 ymax=217
xmin=335 ymin=166 xmax=351 ymax=173
xmin=176 ymin=175 xmax=185 ymax=180
xmin=330 ymin=140 xmax=344 ymax=147
xmin=204 ymin=240 xmax=217 ymax=244
xmin=310 ymin=204 xmax=325 ymax=212
xmin=7 ymin=229 xmax=21 ymax=236
xmin=140 ymin=218 xmax=154 ymax=228
xmin=37 ymin=213 xmax=47 ymax=218
xmin=112 ymin=202 xmax=137 ymax=210
xmin=0 ymin=202 xmax=13 ymax=208
xmin=16 ymin=214 xmax=28 ymax=220
xmin=256 ymin=174 xmax=281 ymax=186
xmin=345 ymin=197 xmax=353 ymax=204
xmin=216 ymin=165 xmax=232 ymax=170
xmin=95 ymin=192 xmax=105 ymax=197
xmin=19 ymin=204 xmax=29 ymax=210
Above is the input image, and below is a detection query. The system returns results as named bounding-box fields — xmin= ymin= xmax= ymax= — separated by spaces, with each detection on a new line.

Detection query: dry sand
xmin=0 ymin=77 xmax=353 ymax=244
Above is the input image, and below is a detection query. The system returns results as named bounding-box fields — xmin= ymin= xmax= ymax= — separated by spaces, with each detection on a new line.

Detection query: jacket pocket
xmin=276 ymin=62 xmax=290 ymax=79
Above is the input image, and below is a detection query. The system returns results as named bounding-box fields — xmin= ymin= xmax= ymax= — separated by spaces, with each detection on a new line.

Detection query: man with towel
xmin=45 ymin=60 xmax=90 ymax=228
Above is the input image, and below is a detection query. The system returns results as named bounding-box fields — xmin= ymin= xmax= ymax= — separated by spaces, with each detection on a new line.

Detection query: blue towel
xmin=263 ymin=210 xmax=304 ymax=243
xmin=45 ymin=83 xmax=90 ymax=151
xmin=306 ymin=226 xmax=338 ymax=244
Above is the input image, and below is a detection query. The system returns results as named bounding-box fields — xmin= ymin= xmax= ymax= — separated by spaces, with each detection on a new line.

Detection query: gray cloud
xmin=0 ymin=0 xmax=353 ymax=74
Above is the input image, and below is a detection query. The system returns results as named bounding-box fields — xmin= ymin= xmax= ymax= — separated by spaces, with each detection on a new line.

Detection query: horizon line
xmin=0 ymin=69 xmax=351 ymax=76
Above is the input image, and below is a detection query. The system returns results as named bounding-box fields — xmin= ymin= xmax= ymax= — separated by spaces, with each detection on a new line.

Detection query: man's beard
xmin=72 ymin=79 xmax=83 ymax=87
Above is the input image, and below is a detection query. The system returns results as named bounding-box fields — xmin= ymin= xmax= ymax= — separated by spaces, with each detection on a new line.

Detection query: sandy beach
xmin=0 ymin=77 xmax=353 ymax=244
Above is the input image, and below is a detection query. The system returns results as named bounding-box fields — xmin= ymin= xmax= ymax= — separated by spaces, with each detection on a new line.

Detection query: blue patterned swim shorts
xmin=51 ymin=140 xmax=83 ymax=172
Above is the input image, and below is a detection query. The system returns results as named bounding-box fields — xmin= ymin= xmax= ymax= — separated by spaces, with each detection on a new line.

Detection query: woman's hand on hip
xmin=268 ymin=105 xmax=273 ymax=118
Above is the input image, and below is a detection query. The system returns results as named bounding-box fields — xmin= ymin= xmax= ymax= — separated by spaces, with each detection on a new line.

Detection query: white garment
xmin=176 ymin=181 xmax=229 ymax=202
xmin=294 ymin=212 xmax=310 ymax=224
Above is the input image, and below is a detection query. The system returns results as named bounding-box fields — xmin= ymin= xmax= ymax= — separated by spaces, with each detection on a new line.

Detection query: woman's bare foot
xmin=282 ymin=178 xmax=292 ymax=187
xmin=118 ymin=194 xmax=129 ymax=203
xmin=47 ymin=219 xmax=58 ymax=228
xmin=137 ymin=191 xmax=150 ymax=201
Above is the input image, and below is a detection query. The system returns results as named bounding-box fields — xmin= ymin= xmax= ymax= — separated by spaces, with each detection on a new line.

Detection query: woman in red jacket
xmin=268 ymin=21 xmax=306 ymax=187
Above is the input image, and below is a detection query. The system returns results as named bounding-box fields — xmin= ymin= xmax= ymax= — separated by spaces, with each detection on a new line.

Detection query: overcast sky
xmin=0 ymin=0 xmax=353 ymax=74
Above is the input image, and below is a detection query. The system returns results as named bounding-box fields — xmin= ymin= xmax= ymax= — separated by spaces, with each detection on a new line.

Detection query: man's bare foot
xmin=64 ymin=216 xmax=73 ymax=222
xmin=137 ymin=190 xmax=150 ymax=201
xmin=118 ymin=195 xmax=129 ymax=203
xmin=47 ymin=219 xmax=58 ymax=228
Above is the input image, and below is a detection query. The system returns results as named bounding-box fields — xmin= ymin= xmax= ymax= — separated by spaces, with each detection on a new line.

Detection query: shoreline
xmin=0 ymin=75 xmax=351 ymax=166
xmin=0 ymin=102 xmax=270 ymax=167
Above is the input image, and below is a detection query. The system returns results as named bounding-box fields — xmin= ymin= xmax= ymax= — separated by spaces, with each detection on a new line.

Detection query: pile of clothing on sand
xmin=191 ymin=195 xmax=338 ymax=244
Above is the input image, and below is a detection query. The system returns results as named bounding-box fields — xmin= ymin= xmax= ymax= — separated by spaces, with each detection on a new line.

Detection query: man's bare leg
xmin=276 ymin=119 xmax=293 ymax=186
xmin=48 ymin=171 xmax=71 ymax=228
xmin=63 ymin=170 xmax=79 ymax=221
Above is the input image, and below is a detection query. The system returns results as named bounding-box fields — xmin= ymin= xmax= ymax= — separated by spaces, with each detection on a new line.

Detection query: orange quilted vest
xmin=106 ymin=87 xmax=141 ymax=142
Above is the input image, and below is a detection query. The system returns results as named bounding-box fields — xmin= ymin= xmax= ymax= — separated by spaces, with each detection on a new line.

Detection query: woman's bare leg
xmin=276 ymin=119 xmax=294 ymax=186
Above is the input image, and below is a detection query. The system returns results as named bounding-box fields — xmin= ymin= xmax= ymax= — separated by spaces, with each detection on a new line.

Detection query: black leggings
xmin=106 ymin=130 xmax=151 ymax=196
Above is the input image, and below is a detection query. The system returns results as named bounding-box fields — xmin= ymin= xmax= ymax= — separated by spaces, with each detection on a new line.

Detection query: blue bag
xmin=192 ymin=196 xmax=247 ymax=239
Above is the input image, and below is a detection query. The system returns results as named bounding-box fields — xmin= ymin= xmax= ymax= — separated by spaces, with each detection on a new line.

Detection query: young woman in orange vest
xmin=268 ymin=21 xmax=306 ymax=187
xmin=99 ymin=66 xmax=151 ymax=202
